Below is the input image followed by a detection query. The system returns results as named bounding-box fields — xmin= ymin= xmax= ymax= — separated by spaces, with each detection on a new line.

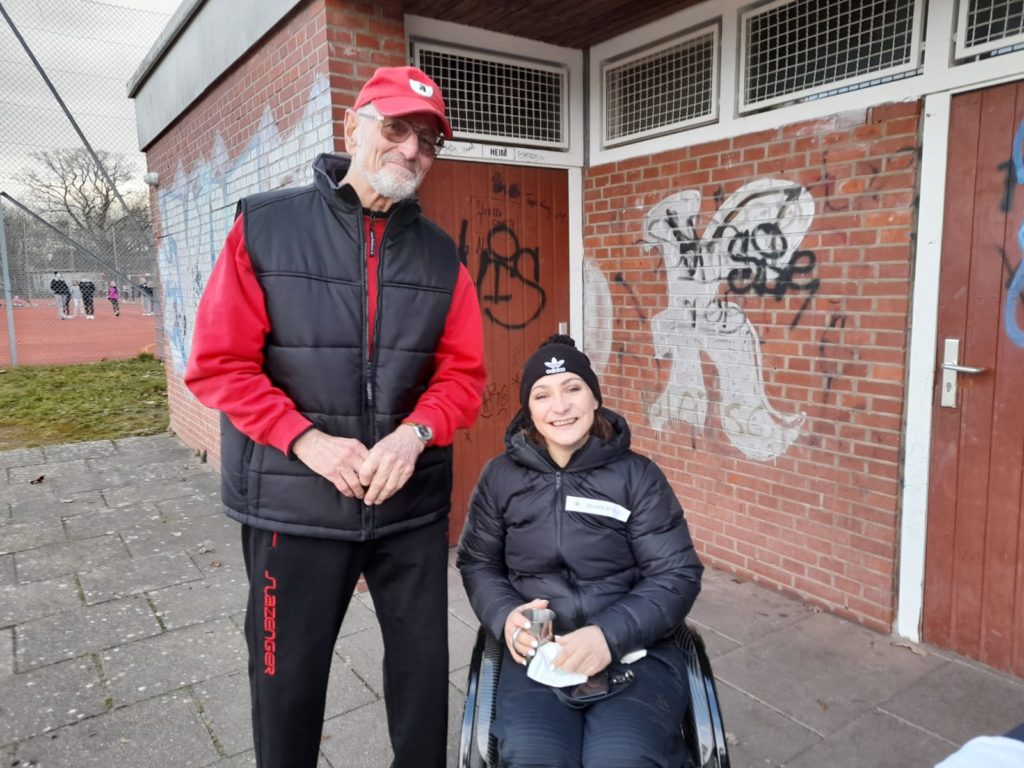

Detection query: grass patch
xmin=0 ymin=353 xmax=169 ymax=451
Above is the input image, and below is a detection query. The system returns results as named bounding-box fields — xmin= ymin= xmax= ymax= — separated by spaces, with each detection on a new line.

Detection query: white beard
xmin=361 ymin=154 xmax=424 ymax=201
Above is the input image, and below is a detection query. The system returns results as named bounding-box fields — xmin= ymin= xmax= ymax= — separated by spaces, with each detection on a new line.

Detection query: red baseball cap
xmin=354 ymin=65 xmax=452 ymax=138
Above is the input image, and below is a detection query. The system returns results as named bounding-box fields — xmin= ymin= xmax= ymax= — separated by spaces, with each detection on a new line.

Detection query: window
xmin=602 ymin=25 xmax=718 ymax=147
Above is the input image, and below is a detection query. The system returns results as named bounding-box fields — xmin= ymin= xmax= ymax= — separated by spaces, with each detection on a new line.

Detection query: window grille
xmin=739 ymin=0 xmax=924 ymax=113
xmin=413 ymin=43 xmax=568 ymax=149
xmin=955 ymin=0 xmax=1024 ymax=59
xmin=602 ymin=25 xmax=718 ymax=147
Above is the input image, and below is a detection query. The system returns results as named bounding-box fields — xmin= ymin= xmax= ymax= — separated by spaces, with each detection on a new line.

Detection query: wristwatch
xmin=404 ymin=421 xmax=432 ymax=444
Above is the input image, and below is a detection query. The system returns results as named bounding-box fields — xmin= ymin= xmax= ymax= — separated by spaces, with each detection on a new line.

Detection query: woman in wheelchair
xmin=457 ymin=335 xmax=704 ymax=768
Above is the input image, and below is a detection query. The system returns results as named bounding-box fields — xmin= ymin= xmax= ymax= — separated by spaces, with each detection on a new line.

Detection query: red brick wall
xmin=583 ymin=102 xmax=922 ymax=631
xmin=326 ymin=0 xmax=408 ymax=154
xmin=145 ymin=0 xmax=405 ymax=466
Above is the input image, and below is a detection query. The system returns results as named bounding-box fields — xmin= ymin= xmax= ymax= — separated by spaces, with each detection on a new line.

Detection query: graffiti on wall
xmin=458 ymin=175 xmax=562 ymax=330
xmin=468 ymin=221 xmax=547 ymax=329
xmin=156 ymin=75 xmax=332 ymax=374
xmin=640 ymin=179 xmax=815 ymax=460
xmin=1005 ymin=120 xmax=1024 ymax=348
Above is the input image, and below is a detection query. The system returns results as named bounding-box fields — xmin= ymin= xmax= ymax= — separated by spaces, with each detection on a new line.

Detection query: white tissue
xmin=526 ymin=642 xmax=587 ymax=687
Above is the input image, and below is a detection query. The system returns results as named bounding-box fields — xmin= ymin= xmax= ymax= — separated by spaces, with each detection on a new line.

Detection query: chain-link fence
xmin=0 ymin=0 xmax=174 ymax=366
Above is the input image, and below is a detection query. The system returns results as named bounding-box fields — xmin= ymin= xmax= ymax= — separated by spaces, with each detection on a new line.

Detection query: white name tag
xmin=565 ymin=495 xmax=631 ymax=522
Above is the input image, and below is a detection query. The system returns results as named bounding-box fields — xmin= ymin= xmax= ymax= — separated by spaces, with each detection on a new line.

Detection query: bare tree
xmin=21 ymin=148 xmax=134 ymax=227
xmin=14 ymin=147 xmax=153 ymax=276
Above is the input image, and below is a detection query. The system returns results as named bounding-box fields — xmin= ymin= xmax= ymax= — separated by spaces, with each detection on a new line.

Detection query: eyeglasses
xmin=359 ymin=113 xmax=445 ymax=158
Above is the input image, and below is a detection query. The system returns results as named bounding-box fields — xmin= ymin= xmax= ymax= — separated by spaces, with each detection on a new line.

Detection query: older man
xmin=186 ymin=66 xmax=486 ymax=768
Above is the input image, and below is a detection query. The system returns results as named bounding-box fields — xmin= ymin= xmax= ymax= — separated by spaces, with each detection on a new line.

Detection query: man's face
xmin=345 ymin=109 xmax=441 ymax=202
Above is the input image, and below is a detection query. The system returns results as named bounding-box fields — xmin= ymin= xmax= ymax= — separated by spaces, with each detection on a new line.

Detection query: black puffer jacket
xmin=457 ymin=408 xmax=703 ymax=661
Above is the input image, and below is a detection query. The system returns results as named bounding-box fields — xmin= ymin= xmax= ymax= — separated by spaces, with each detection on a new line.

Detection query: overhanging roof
xmin=402 ymin=0 xmax=704 ymax=49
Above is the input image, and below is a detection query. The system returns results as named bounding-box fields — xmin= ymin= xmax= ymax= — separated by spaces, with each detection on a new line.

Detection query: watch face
xmin=413 ymin=423 xmax=432 ymax=442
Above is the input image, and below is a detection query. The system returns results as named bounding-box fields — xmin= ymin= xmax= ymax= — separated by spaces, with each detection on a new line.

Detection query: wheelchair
xmin=459 ymin=621 xmax=731 ymax=768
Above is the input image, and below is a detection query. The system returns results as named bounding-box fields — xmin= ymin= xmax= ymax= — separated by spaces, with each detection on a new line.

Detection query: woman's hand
xmin=503 ymin=598 xmax=549 ymax=665
xmin=552 ymin=625 xmax=611 ymax=677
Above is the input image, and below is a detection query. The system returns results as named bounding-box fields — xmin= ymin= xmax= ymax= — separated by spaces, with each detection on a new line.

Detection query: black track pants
xmin=241 ymin=518 xmax=450 ymax=768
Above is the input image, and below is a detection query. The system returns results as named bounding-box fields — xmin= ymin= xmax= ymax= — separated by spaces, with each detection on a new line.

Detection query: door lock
xmin=940 ymin=338 xmax=986 ymax=407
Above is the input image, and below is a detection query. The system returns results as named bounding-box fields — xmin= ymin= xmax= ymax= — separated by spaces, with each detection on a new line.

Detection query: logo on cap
xmin=544 ymin=357 xmax=566 ymax=374
xmin=409 ymin=79 xmax=434 ymax=98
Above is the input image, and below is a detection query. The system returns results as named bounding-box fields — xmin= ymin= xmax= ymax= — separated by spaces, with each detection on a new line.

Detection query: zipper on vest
xmin=365 ymin=211 xmax=376 ymax=365
xmin=362 ymin=214 xmax=374 ymax=456
xmin=363 ymin=213 xmax=375 ymax=415
xmin=362 ymin=209 xmax=373 ymax=536
xmin=366 ymin=212 xmax=390 ymax=444
xmin=370 ymin=212 xmax=388 ymax=358
xmin=362 ymin=206 xmax=374 ymax=541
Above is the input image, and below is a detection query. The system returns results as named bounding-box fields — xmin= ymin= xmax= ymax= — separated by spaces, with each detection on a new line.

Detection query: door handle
xmin=940 ymin=362 xmax=986 ymax=374
xmin=940 ymin=339 xmax=986 ymax=407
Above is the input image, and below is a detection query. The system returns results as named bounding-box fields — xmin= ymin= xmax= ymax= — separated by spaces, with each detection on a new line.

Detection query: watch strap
xmin=403 ymin=421 xmax=432 ymax=443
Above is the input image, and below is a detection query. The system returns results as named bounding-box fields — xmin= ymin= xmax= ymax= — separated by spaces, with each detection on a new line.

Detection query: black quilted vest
xmin=219 ymin=153 xmax=459 ymax=540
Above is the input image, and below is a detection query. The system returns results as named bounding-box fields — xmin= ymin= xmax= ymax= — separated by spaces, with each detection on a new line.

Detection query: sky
xmin=1 ymin=0 xmax=183 ymax=200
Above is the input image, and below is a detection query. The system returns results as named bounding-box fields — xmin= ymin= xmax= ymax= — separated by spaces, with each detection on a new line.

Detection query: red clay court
xmin=0 ymin=301 xmax=158 ymax=366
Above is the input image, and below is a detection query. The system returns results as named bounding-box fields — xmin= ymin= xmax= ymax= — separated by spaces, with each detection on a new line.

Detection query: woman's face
xmin=527 ymin=372 xmax=598 ymax=466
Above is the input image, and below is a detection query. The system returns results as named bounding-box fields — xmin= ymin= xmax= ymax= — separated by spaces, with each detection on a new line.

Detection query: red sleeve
xmin=184 ymin=216 xmax=312 ymax=455
xmin=404 ymin=264 xmax=487 ymax=446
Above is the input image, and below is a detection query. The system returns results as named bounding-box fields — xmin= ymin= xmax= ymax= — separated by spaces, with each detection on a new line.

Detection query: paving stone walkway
xmin=2 ymin=434 xmax=1022 ymax=767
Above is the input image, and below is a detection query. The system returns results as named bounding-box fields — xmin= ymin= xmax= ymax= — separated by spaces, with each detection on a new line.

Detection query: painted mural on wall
xmin=156 ymin=75 xmax=332 ymax=374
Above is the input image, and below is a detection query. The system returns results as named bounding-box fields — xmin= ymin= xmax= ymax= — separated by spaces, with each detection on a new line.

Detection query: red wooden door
xmin=924 ymin=81 xmax=1024 ymax=675
xmin=417 ymin=161 xmax=570 ymax=542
